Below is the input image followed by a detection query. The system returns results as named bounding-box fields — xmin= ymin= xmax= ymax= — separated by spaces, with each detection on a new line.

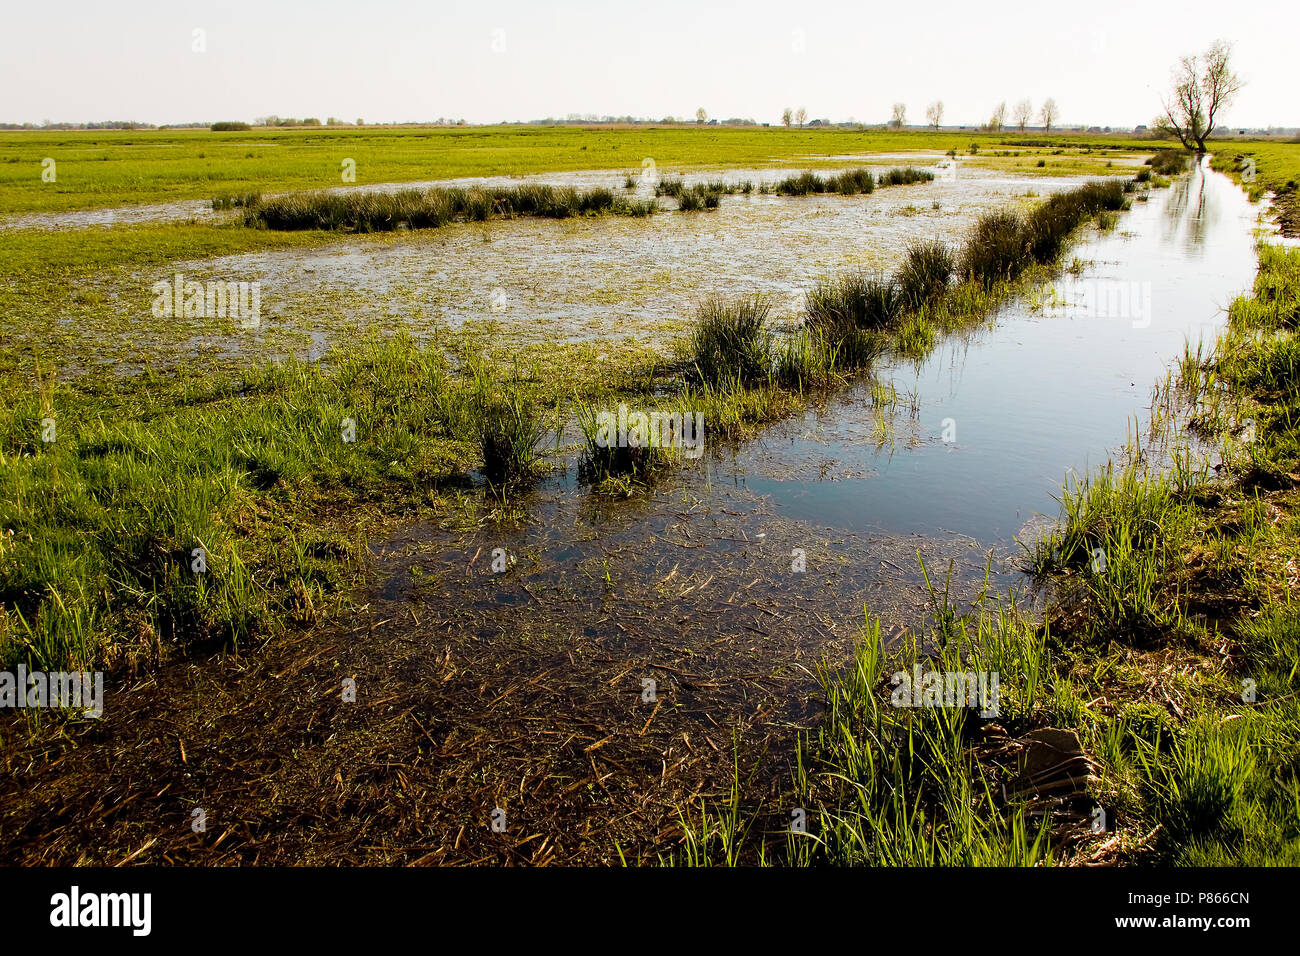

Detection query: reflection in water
xmin=735 ymin=166 xmax=1261 ymax=546
xmin=1162 ymin=155 xmax=1220 ymax=252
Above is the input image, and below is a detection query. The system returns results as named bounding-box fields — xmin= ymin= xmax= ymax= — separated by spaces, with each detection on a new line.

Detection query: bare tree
xmin=782 ymin=107 xmax=793 ymax=127
xmin=795 ymin=107 xmax=807 ymax=127
xmin=696 ymin=107 xmax=708 ymax=124
xmin=925 ymin=100 xmax=944 ymax=131
xmin=1013 ymin=99 xmax=1032 ymax=133
xmin=1156 ymin=39 xmax=1243 ymax=153
xmin=1039 ymin=97 xmax=1059 ymax=133
xmin=988 ymin=101 xmax=1007 ymax=133
xmin=890 ymin=102 xmax=906 ymax=129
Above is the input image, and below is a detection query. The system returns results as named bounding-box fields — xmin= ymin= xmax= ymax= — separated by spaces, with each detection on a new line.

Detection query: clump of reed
xmin=675 ymin=183 xmax=724 ymax=211
xmin=654 ymin=177 xmax=688 ymax=199
xmin=962 ymin=179 xmax=1129 ymax=286
xmin=774 ymin=166 xmax=934 ymax=197
xmin=442 ymin=362 xmax=547 ymax=486
xmin=242 ymin=183 xmax=656 ymax=231
xmin=877 ymin=167 xmax=935 ymax=187
xmin=774 ymin=171 xmax=825 ymax=196
xmin=773 ymin=328 xmax=844 ymax=390
xmin=960 ymin=210 xmax=1027 ymax=287
xmin=654 ymin=177 xmax=756 ymax=209
xmin=897 ymin=240 xmax=955 ymax=307
xmin=805 ymin=272 xmax=903 ymax=336
xmin=688 ymin=295 xmax=773 ymax=385
xmin=1147 ymin=150 xmax=1190 ymax=175
xmin=573 ymin=401 xmax=686 ymax=488
xmin=775 ymin=168 xmax=872 ymax=196
xmin=826 ymin=168 xmax=877 ymax=194
xmin=768 ymin=273 xmax=899 ymax=381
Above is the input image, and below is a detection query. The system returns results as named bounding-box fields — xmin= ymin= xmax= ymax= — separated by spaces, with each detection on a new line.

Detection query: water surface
xmin=739 ymin=161 xmax=1260 ymax=544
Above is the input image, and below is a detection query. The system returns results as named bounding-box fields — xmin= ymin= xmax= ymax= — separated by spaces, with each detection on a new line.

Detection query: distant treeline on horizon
xmin=2 ymin=118 xmax=1297 ymax=137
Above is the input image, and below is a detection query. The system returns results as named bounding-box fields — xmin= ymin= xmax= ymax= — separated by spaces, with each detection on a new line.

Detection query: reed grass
xmin=687 ymin=295 xmax=773 ymax=385
xmin=1147 ymin=150 xmax=1190 ymax=175
xmin=773 ymin=166 xmax=933 ymax=196
xmin=805 ymin=272 xmax=903 ymax=335
xmin=241 ymin=183 xmax=656 ymax=231
xmin=898 ymin=240 xmax=956 ymax=307
xmin=442 ymin=360 xmax=548 ymax=486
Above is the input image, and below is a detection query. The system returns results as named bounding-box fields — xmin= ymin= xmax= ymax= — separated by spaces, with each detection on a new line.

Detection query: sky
xmin=3 ymin=0 xmax=1296 ymax=129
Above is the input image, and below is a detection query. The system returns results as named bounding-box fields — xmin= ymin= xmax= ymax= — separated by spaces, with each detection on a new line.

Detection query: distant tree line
xmin=0 ymin=120 xmax=155 ymax=130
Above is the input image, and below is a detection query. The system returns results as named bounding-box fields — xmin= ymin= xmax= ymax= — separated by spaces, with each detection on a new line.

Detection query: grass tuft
xmin=688 ymin=295 xmax=773 ymax=386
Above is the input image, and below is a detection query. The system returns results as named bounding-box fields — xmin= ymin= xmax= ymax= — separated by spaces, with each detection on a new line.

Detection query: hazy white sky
xmin=4 ymin=0 xmax=1296 ymax=128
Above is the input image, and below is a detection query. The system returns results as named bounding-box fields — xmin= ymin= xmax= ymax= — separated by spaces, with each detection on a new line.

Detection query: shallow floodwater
xmin=139 ymin=163 xmax=1094 ymax=363
xmin=738 ymin=159 xmax=1261 ymax=544
xmin=369 ymin=161 xmax=1264 ymax=673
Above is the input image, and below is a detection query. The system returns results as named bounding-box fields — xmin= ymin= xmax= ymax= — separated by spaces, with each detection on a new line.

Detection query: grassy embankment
xmin=675 ymin=241 xmax=1300 ymax=867
xmin=1210 ymin=140 xmax=1300 ymax=236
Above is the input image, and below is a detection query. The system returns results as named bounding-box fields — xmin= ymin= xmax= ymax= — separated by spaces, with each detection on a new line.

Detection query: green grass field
xmin=2 ymin=125 xmax=1156 ymax=215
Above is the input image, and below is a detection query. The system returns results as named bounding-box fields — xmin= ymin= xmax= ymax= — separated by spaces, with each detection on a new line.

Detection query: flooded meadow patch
xmin=82 ymin=163 xmax=1100 ymax=367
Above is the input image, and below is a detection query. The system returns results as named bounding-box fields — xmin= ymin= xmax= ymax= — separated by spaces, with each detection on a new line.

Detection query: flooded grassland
xmin=0 ymin=150 xmax=1276 ymax=864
